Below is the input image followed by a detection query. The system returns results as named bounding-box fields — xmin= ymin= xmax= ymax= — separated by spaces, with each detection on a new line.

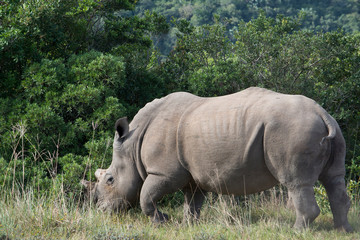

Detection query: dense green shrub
xmin=0 ymin=0 xmax=170 ymax=195
xmin=0 ymin=51 xmax=128 ymax=193
xmin=0 ymin=0 xmax=359 ymax=199
xmin=162 ymin=14 xmax=360 ymax=185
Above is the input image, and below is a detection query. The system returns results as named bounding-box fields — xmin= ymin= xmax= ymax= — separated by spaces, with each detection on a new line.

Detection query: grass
xmin=1 ymin=188 xmax=359 ymax=240
xmin=2 ymin=121 xmax=359 ymax=239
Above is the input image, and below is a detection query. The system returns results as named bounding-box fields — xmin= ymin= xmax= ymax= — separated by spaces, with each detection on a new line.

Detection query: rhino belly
xmin=193 ymin=166 xmax=279 ymax=195
xmin=177 ymin=113 xmax=279 ymax=195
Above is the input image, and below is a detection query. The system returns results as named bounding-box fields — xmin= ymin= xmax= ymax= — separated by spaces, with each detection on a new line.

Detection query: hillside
xmin=134 ymin=0 xmax=360 ymax=33
xmin=130 ymin=0 xmax=360 ymax=55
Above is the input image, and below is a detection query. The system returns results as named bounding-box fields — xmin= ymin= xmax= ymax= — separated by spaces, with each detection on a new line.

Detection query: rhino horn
xmin=95 ymin=169 xmax=106 ymax=180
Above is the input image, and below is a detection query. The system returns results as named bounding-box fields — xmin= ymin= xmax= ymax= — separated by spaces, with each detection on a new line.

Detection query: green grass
xmin=1 ymin=188 xmax=359 ymax=240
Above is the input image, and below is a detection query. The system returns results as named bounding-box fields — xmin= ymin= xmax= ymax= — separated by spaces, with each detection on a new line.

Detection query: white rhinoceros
xmin=82 ymin=87 xmax=352 ymax=232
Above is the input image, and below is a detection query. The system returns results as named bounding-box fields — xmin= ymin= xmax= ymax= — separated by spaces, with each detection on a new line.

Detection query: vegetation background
xmin=0 ymin=0 xmax=359 ymax=239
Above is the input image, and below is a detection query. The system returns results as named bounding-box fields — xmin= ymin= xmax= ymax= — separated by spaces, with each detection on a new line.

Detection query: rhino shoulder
xmin=130 ymin=92 xmax=200 ymax=127
xmin=242 ymin=87 xmax=275 ymax=94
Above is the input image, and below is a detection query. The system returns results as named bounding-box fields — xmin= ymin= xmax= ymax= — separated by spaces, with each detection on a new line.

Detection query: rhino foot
xmin=335 ymin=223 xmax=353 ymax=233
xmin=288 ymin=185 xmax=321 ymax=230
xmin=321 ymin=176 xmax=353 ymax=233
xmin=152 ymin=211 xmax=169 ymax=224
xmin=183 ymin=187 xmax=205 ymax=223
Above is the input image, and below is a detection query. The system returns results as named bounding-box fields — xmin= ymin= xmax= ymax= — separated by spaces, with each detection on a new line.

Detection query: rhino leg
xmin=183 ymin=185 xmax=205 ymax=222
xmin=320 ymin=176 xmax=353 ymax=232
xmin=286 ymin=191 xmax=294 ymax=209
xmin=288 ymin=185 xmax=320 ymax=230
xmin=140 ymin=173 xmax=190 ymax=223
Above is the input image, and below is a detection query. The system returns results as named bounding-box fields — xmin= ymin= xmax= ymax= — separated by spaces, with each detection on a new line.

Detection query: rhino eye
xmin=106 ymin=176 xmax=114 ymax=185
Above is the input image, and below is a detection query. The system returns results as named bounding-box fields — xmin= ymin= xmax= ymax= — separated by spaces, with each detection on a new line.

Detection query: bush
xmin=0 ymin=51 xmax=128 ymax=193
xmin=162 ymin=14 xmax=360 ymax=186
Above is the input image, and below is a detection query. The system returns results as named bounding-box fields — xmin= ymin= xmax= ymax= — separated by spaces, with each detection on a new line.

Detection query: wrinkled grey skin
xmin=82 ymin=87 xmax=352 ymax=232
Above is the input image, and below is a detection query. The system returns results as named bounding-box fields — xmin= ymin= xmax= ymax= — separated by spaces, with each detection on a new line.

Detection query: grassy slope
xmin=1 ymin=189 xmax=359 ymax=240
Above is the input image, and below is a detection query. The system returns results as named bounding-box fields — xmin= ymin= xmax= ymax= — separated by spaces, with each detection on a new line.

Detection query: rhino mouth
xmin=96 ymin=197 xmax=131 ymax=213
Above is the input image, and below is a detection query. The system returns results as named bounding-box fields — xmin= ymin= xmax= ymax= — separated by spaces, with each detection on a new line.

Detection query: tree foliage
xmin=132 ymin=0 xmax=360 ymax=55
xmin=0 ymin=1 xmax=359 ymax=196
xmin=161 ymin=14 xmax=360 ymax=180
xmin=0 ymin=0 xmax=168 ymax=193
xmin=134 ymin=0 xmax=360 ymax=32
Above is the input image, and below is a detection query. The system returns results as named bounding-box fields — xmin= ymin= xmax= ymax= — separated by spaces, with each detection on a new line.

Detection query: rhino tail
xmin=319 ymin=109 xmax=337 ymax=145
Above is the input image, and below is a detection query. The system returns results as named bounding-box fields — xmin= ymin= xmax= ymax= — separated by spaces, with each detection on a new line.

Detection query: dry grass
xmin=1 ymin=187 xmax=359 ymax=240
xmin=3 ymin=121 xmax=359 ymax=239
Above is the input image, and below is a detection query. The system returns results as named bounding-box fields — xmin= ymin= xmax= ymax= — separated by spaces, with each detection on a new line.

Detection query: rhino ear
xmin=115 ymin=117 xmax=129 ymax=139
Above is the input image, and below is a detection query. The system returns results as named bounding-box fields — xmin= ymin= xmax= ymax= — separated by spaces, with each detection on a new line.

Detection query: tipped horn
xmin=80 ymin=179 xmax=90 ymax=188
xmin=95 ymin=169 xmax=106 ymax=180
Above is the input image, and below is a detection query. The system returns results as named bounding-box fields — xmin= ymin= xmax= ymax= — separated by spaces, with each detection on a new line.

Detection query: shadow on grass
xmin=0 ymin=234 xmax=11 ymax=240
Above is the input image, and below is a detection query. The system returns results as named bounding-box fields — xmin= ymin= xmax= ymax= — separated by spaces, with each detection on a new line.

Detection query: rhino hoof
xmin=336 ymin=224 xmax=353 ymax=233
xmin=152 ymin=212 xmax=169 ymax=224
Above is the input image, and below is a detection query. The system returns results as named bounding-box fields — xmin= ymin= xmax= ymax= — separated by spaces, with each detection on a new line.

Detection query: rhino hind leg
xmin=287 ymin=185 xmax=320 ymax=230
xmin=183 ymin=184 xmax=206 ymax=222
xmin=320 ymin=176 xmax=353 ymax=232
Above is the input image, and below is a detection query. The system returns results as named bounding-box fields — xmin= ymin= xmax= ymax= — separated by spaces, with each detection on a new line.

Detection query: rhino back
xmin=176 ymin=87 xmax=330 ymax=194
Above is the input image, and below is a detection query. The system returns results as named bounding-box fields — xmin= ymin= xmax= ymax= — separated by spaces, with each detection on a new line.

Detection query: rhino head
xmin=81 ymin=118 xmax=143 ymax=212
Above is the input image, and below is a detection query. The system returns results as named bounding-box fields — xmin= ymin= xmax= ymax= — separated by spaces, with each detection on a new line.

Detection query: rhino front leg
xmin=140 ymin=174 xmax=169 ymax=223
xmin=286 ymin=191 xmax=294 ymax=209
xmin=320 ymin=176 xmax=353 ymax=232
xmin=288 ymin=185 xmax=320 ymax=230
xmin=140 ymin=173 xmax=190 ymax=223
xmin=183 ymin=185 xmax=205 ymax=222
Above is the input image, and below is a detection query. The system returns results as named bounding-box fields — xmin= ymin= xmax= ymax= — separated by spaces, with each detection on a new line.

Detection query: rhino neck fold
xmin=131 ymin=121 xmax=151 ymax=181
xmin=176 ymin=99 xmax=207 ymax=172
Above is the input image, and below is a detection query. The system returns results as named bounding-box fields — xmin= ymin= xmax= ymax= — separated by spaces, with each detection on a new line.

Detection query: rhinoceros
xmin=81 ymin=87 xmax=352 ymax=231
